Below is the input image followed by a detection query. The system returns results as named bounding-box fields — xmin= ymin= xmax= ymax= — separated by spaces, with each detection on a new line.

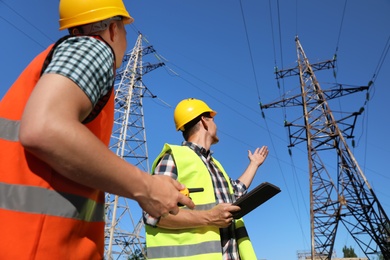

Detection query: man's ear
xmin=108 ymin=22 xmax=118 ymax=42
xmin=200 ymin=117 xmax=208 ymax=131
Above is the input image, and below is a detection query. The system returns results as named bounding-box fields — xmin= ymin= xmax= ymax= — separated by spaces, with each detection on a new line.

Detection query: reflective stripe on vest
xmin=0 ymin=118 xmax=19 ymax=141
xmin=147 ymin=240 xmax=221 ymax=258
xmin=0 ymin=182 xmax=104 ymax=222
xmin=191 ymin=202 xmax=214 ymax=211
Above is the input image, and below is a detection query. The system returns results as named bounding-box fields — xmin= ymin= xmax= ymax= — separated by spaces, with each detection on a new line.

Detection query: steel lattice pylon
xmin=262 ymin=36 xmax=390 ymax=260
xmin=104 ymin=33 xmax=164 ymax=260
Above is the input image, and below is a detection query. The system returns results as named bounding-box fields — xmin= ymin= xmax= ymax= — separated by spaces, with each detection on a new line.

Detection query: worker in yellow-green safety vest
xmin=143 ymin=98 xmax=270 ymax=259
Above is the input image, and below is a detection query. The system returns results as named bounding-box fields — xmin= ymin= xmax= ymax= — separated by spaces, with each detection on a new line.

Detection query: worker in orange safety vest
xmin=0 ymin=0 xmax=194 ymax=258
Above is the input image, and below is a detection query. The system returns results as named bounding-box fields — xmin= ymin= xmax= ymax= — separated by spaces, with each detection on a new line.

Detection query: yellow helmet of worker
xmin=59 ymin=0 xmax=134 ymax=30
xmin=174 ymin=98 xmax=217 ymax=131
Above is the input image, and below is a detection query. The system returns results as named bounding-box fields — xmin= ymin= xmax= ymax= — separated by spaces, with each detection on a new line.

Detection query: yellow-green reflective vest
xmin=145 ymin=144 xmax=256 ymax=260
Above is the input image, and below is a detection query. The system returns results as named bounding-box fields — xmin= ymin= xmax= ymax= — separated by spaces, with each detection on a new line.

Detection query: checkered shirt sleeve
xmin=43 ymin=36 xmax=115 ymax=107
xmin=143 ymin=152 xmax=177 ymax=226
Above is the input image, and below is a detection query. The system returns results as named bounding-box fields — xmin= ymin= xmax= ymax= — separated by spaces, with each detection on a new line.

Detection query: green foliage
xmin=342 ymin=245 xmax=357 ymax=257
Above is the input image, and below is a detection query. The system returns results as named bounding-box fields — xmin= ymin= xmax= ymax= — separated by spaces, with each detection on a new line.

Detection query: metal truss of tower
xmin=261 ymin=36 xmax=390 ymax=259
xmin=104 ymin=33 xmax=164 ymax=260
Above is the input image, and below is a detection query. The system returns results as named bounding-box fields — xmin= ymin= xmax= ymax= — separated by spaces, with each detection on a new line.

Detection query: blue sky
xmin=1 ymin=0 xmax=390 ymax=259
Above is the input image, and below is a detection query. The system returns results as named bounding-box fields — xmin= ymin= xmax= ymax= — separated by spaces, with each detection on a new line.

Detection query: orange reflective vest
xmin=0 ymin=36 xmax=115 ymax=259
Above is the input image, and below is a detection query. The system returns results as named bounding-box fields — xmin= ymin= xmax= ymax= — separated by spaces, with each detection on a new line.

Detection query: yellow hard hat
xmin=174 ymin=98 xmax=217 ymax=131
xmin=59 ymin=0 xmax=134 ymax=30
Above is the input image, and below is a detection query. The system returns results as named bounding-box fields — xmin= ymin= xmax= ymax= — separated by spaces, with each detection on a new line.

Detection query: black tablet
xmin=232 ymin=182 xmax=281 ymax=219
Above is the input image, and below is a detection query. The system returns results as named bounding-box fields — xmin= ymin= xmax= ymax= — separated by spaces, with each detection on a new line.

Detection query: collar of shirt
xmin=182 ymin=141 xmax=213 ymax=159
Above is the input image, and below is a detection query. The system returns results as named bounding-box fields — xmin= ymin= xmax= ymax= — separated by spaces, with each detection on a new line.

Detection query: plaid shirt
xmin=44 ymin=36 xmax=115 ymax=106
xmin=144 ymin=141 xmax=247 ymax=260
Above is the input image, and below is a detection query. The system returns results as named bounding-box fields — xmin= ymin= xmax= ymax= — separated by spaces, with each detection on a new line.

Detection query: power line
xmin=260 ymin=0 xmax=311 ymax=248
xmin=334 ymin=0 xmax=348 ymax=60
xmin=0 ymin=16 xmax=46 ymax=49
xmin=0 ymin=0 xmax=54 ymax=43
xmin=370 ymin=34 xmax=390 ymax=85
xmin=238 ymin=0 xmax=261 ymax=101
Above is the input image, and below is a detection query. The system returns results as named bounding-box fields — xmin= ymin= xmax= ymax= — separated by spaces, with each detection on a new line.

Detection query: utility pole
xmin=261 ymin=36 xmax=390 ymax=260
xmin=104 ymin=33 xmax=164 ymax=259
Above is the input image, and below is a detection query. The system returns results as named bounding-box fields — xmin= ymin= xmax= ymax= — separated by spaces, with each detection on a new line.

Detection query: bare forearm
xmin=20 ymin=117 xmax=197 ymax=218
xmin=157 ymin=209 xmax=209 ymax=229
xmin=238 ymin=146 xmax=269 ymax=188
xmin=238 ymin=162 xmax=259 ymax=188
xmin=20 ymin=117 xmax=149 ymax=199
xmin=157 ymin=203 xmax=239 ymax=229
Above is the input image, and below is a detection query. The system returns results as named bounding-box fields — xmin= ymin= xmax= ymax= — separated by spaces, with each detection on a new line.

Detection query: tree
xmin=342 ymin=245 xmax=357 ymax=257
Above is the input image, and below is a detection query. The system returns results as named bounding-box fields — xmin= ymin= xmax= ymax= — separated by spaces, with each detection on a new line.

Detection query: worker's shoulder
xmin=166 ymin=144 xmax=191 ymax=152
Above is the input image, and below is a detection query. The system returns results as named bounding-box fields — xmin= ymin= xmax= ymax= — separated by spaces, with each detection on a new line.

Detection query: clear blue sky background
xmin=1 ymin=1 xmax=389 ymax=259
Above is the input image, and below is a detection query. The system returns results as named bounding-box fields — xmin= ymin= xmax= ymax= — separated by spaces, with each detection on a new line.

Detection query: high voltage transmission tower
xmin=261 ymin=36 xmax=390 ymax=260
xmin=104 ymin=33 xmax=164 ymax=260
